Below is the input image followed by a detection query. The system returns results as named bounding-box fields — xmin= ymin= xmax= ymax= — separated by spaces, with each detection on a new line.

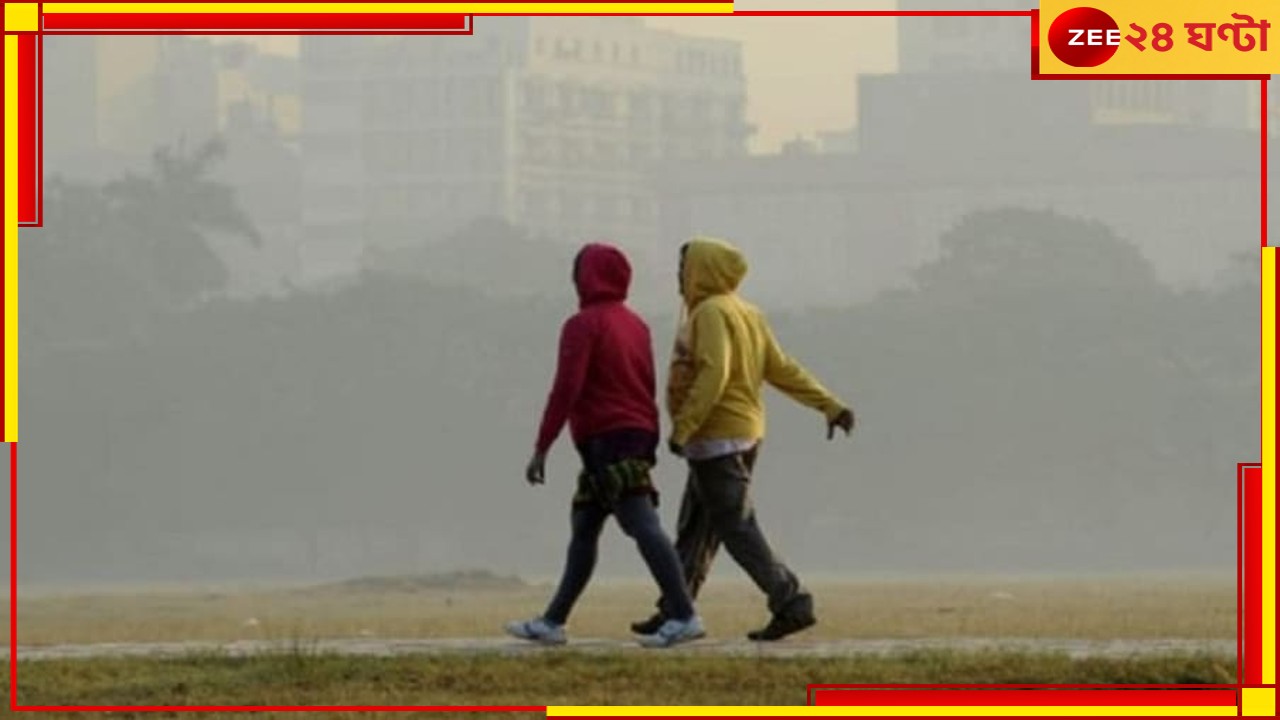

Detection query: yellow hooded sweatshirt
xmin=667 ymin=236 xmax=847 ymax=446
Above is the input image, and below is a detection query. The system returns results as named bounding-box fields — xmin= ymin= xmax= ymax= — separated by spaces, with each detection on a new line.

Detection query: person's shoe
xmin=747 ymin=612 xmax=816 ymax=641
xmin=630 ymin=612 xmax=666 ymax=635
xmin=638 ymin=615 xmax=706 ymax=648
xmin=504 ymin=617 xmax=567 ymax=646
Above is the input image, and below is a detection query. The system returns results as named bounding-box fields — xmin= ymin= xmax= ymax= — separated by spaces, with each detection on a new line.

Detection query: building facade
xmin=897 ymin=2 xmax=1274 ymax=134
xmin=298 ymin=18 xmax=748 ymax=283
xmin=896 ymin=0 xmax=1038 ymax=75
xmin=658 ymin=72 xmax=1267 ymax=309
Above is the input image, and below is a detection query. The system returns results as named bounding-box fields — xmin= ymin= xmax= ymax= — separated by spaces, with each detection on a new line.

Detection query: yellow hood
xmin=681 ymin=236 xmax=748 ymax=308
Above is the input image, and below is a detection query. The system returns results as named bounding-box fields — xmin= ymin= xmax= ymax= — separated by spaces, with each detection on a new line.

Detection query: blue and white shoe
xmin=638 ymin=615 xmax=706 ymax=648
xmin=504 ymin=616 xmax=567 ymax=646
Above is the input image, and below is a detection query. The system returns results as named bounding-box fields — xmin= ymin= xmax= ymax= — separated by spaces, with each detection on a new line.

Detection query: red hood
xmin=574 ymin=243 xmax=631 ymax=306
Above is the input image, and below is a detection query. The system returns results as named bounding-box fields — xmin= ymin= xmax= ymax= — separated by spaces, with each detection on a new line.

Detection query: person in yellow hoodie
xmin=630 ymin=236 xmax=856 ymax=642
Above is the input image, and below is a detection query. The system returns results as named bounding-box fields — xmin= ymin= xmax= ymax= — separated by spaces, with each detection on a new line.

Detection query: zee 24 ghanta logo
xmin=1047 ymin=6 xmax=1270 ymax=67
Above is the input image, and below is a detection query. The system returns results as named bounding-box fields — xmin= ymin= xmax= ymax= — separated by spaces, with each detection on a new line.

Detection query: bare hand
xmin=827 ymin=408 xmax=855 ymax=439
xmin=525 ymin=453 xmax=546 ymax=486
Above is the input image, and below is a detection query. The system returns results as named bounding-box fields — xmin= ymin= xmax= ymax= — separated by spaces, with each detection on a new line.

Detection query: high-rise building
xmin=298 ymin=18 xmax=749 ymax=282
xmin=896 ymin=0 xmax=1038 ymax=75
xmin=215 ymin=41 xmax=301 ymax=143
xmin=42 ymin=37 xmax=100 ymax=176
xmin=96 ymin=37 xmax=219 ymax=163
xmin=44 ymin=37 xmax=301 ymax=176
xmin=897 ymin=2 xmax=1272 ymax=134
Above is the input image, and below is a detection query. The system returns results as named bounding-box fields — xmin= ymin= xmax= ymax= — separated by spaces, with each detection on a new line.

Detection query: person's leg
xmin=542 ymin=502 xmax=609 ymax=625
xmin=674 ymin=465 xmax=722 ymax=601
xmin=629 ymin=461 xmax=721 ymax=630
xmin=690 ymin=448 xmax=813 ymax=621
xmin=636 ymin=467 xmax=721 ymax=629
xmin=614 ymin=493 xmax=696 ymax=621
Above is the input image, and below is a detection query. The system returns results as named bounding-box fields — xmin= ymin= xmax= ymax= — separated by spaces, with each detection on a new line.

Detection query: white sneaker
xmin=504 ymin=617 xmax=567 ymax=646
xmin=638 ymin=615 xmax=706 ymax=648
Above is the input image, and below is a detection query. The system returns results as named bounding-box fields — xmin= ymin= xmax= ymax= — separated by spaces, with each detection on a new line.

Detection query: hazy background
xmin=8 ymin=4 xmax=1274 ymax=588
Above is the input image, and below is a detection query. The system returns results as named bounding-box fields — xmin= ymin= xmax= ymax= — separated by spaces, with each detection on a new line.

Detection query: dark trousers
xmin=657 ymin=446 xmax=812 ymax=619
xmin=544 ymin=493 xmax=696 ymax=625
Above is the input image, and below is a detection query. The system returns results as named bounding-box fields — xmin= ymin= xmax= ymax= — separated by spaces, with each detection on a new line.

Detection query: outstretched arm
xmin=534 ymin=316 xmax=593 ymax=456
xmin=763 ymin=316 xmax=847 ymax=422
xmin=671 ymin=308 xmax=732 ymax=446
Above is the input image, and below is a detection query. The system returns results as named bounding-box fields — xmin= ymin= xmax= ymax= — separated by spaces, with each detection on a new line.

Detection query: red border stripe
xmin=1244 ymin=467 xmax=1263 ymax=684
xmin=43 ymin=13 xmax=470 ymax=31
xmin=1237 ymin=465 xmax=1247 ymax=686
xmin=813 ymin=689 xmax=1239 ymax=707
xmin=1263 ymin=77 xmax=1269 ymax=248
xmin=16 ymin=35 xmax=36 ymax=225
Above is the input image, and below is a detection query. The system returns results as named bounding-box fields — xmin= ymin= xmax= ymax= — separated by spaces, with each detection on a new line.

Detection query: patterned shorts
xmin=573 ymin=458 xmax=659 ymax=510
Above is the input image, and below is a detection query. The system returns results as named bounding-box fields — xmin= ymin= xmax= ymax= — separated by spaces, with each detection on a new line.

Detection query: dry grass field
xmin=7 ymin=572 xmax=1236 ymax=646
xmin=2 ymin=572 xmax=1237 ymax=711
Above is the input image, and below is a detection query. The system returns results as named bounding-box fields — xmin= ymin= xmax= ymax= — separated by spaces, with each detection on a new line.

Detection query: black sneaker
xmin=630 ymin=613 xmax=666 ymax=635
xmin=747 ymin=612 xmax=816 ymax=641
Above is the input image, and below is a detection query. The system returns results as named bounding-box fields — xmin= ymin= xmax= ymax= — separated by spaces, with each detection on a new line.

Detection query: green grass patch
xmin=7 ymin=649 xmax=1236 ymax=711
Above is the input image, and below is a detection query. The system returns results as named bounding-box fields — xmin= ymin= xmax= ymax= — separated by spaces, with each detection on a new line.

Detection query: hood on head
xmin=574 ymin=242 xmax=631 ymax=305
xmin=681 ymin=236 xmax=748 ymax=306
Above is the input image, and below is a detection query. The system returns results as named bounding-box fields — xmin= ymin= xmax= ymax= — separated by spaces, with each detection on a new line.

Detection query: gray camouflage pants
xmin=657 ymin=445 xmax=813 ymax=619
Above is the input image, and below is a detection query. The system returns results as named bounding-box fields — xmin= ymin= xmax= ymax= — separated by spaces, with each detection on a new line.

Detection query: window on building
xmin=691 ymin=93 xmax=712 ymax=124
xmin=522 ymin=79 xmax=551 ymax=120
xmin=627 ymin=90 xmax=652 ymax=125
xmin=583 ymin=88 xmax=614 ymax=120
xmin=661 ymin=93 xmax=688 ymax=126
xmin=560 ymin=82 xmax=578 ymax=115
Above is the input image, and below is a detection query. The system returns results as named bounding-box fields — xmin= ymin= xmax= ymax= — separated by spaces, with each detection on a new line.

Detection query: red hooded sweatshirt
xmin=534 ymin=243 xmax=660 ymax=457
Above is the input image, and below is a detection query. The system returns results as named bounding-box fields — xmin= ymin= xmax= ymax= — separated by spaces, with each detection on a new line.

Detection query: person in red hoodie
xmin=505 ymin=242 xmax=705 ymax=648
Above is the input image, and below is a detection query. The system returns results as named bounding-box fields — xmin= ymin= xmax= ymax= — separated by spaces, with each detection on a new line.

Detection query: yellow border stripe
xmin=4 ymin=3 xmax=40 ymax=32
xmin=4 ymin=35 xmax=17 ymax=443
xmin=1264 ymin=247 xmax=1276 ymax=684
xmin=1243 ymin=688 xmax=1276 ymax=717
xmin=547 ymin=707 xmax=1236 ymax=717
xmin=42 ymin=3 xmax=733 ymax=14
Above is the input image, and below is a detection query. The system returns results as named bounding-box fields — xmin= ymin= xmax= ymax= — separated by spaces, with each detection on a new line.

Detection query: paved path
xmin=1 ymin=637 xmax=1236 ymax=662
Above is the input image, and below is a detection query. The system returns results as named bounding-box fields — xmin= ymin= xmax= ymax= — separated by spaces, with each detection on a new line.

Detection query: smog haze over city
xmin=9 ymin=0 xmax=1273 ymax=591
